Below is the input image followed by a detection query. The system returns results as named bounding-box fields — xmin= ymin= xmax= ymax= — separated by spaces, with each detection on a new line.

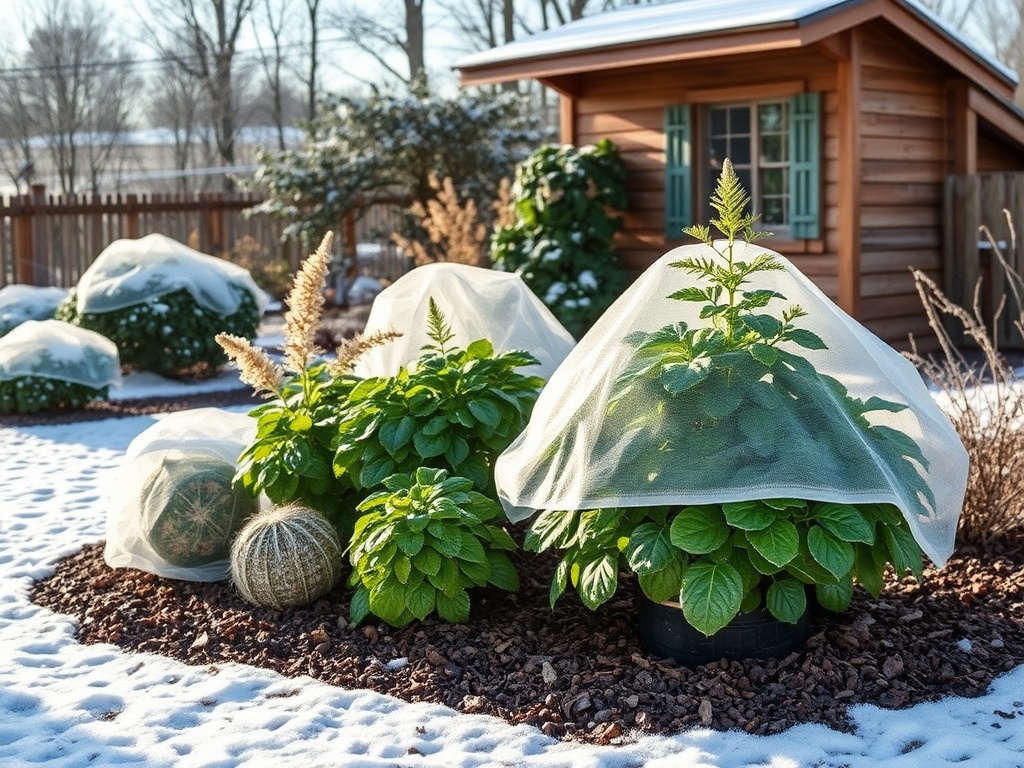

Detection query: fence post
xmin=125 ymin=194 xmax=139 ymax=239
xmin=206 ymin=193 xmax=226 ymax=254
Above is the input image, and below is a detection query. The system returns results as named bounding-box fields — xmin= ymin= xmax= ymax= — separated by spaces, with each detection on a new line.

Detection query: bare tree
xmin=0 ymin=49 xmax=36 ymax=193
xmin=141 ymin=0 xmax=258 ymax=188
xmin=11 ymin=0 xmax=141 ymax=195
xmin=251 ymin=0 xmax=290 ymax=149
xmin=300 ymin=0 xmax=323 ymax=120
xmin=147 ymin=53 xmax=206 ymax=193
xmin=329 ymin=0 xmax=426 ymax=88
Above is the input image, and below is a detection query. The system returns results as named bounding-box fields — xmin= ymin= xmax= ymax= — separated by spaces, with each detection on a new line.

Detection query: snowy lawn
xmin=2 ymin=373 xmax=1024 ymax=767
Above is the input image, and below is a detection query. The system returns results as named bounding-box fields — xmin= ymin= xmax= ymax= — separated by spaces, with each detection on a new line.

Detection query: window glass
xmin=704 ymin=100 xmax=790 ymax=229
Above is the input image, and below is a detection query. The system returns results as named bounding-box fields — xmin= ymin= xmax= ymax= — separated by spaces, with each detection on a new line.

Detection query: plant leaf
xmin=722 ymin=500 xmax=775 ymax=531
xmin=680 ymin=561 xmax=744 ymax=637
xmin=807 ymin=525 xmax=855 ymax=580
xmin=578 ymin=552 xmax=619 ymax=610
xmin=745 ymin=518 xmax=799 ymax=567
xmin=405 ymin=581 xmax=436 ymax=621
xmin=625 ymin=522 xmax=675 ymax=574
xmin=815 ymin=576 xmax=854 ymax=613
xmin=765 ymin=577 xmax=807 ymax=624
xmin=814 ymin=503 xmax=874 ymax=544
xmin=435 ymin=589 xmax=471 ymax=623
xmin=669 ymin=506 xmax=730 ymax=554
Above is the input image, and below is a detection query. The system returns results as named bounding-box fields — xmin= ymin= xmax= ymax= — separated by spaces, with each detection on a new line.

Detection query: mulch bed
xmin=31 ymin=534 xmax=1024 ymax=746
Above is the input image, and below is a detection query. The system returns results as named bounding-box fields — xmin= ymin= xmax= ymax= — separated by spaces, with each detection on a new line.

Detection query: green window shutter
xmin=665 ymin=104 xmax=692 ymax=238
xmin=788 ymin=92 xmax=821 ymax=240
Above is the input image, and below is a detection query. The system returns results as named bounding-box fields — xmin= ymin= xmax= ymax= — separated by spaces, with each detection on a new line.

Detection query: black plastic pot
xmin=636 ymin=595 xmax=811 ymax=666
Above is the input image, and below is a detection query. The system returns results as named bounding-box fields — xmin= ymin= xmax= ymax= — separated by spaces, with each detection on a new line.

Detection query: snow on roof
xmin=456 ymin=0 xmax=1016 ymax=85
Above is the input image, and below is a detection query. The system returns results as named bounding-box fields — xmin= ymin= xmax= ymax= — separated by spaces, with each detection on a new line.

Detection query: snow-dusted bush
xmin=57 ymin=234 xmax=264 ymax=378
xmin=0 ymin=319 xmax=119 ymax=414
xmin=0 ymin=285 xmax=68 ymax=337
xmin=491 ymin=139 xmax=627 ymax=338
xmin=251 ymin=79 xmax=545 ymax=240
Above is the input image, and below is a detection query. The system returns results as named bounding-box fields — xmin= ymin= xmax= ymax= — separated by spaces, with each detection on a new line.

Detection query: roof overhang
xmin=457 ymin=0 xmax=1016 ymax=104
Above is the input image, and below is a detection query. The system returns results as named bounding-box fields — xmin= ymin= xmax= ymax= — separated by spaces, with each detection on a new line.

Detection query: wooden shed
xmin=456 ymin=0 xmax=1024 ymax=348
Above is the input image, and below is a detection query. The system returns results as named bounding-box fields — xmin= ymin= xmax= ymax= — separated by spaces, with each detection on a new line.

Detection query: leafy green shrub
xmin=0 ymin=376 xmax=107 ymax=414
xmin=332 ymin=299 xmax=544 ymax=495
xmin=220 ymin=234 xmax=380 ymax=534
xmin=491 ymin=138 xmax=627 ymax=337
xmin=57 ymin=286 xmax=259 ymax=378
xmin=524 ymin=160 xmax=930 ymax=637
xmin=527 ymin=500 xmax=921 ymax=637
xmin=348 ymin=467 xmax=519 ymax=627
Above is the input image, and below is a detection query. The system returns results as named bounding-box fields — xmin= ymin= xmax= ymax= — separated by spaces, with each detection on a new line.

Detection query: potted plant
xmin=507 ymin=160 xmax=964 ymax=664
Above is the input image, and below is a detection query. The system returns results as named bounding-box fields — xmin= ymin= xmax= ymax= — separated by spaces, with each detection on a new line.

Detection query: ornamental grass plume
xmin=282 ymin=232 xmax=333 ymax=373
xmin=215 ymin=332 xmax=285 ymax=399
xmin=331 ymin=329 xmax=403 ymax=374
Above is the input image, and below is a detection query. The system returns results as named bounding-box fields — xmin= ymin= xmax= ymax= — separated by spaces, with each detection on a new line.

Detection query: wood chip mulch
xmin=30 ymin=534 xmax=1024 ymax=746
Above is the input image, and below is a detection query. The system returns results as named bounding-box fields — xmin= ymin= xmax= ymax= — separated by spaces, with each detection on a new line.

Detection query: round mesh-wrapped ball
xmin=141 ymin=456 xmax=258 ymax=568
xmin=229 ymin=504 xmax=342 ymax=610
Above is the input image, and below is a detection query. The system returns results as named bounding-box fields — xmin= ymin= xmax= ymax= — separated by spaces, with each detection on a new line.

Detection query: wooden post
xmin=12 ymin=189 xmax=35 ymax=285
xmin=125 ymin=194 xmax=139 ymax=239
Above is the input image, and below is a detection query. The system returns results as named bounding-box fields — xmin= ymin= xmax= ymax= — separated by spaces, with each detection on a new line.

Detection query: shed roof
xmin=456 ymin=0 xmax=1016 ymax=89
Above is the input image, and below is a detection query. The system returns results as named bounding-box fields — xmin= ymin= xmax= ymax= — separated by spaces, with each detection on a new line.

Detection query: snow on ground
xmin=2 ymin=387 xmax=1024 ymax=766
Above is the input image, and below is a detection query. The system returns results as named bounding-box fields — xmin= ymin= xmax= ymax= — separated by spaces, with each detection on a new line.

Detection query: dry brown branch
xmin=392 ymin=173 xmax=489 ymax=267
xmin=906 ymin=229 xmax=1024 ymax=548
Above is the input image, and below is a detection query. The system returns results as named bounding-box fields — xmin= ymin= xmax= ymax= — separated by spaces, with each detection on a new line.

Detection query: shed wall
xmin=569 ymin=47 xmax=842 ymax=299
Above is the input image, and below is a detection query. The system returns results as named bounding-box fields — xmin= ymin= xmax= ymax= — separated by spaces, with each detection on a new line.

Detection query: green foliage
xmin=236 ymin=362 xmax=363 ymax=533
xmin=491 ymin=139 xmax=628 ymax=338
xmin=57 ymin=287 xmax=259 ymax=378
xmin=251 ymin=80 xmax=544 ymax=239
xmin=525 ymin=160 xmax=929 ymax=638
xmin=348 ymin=467 xmax=519 ymax=627
xmin=0 ymin=375 xmax=107 ymax=414
xmin=527 ymin=500 xmax=922 ymax=636
xmin=332 ymin=302 xmax=544 ymax=496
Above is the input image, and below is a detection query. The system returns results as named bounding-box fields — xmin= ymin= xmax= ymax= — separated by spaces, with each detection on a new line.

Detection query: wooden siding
xmin=856 ymin=22 xmax=954 ymax=348
xmin=566 ymin=48 xmax=840 ymax=284
xmin=976 ymin=125 xmax=1024 ymax=173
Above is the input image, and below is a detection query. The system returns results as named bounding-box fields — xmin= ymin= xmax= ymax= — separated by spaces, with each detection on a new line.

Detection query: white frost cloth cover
xmin=354 ymin=263 xmax=576 ymax=379
xmin=75 ymin=233 xmax=267 ymax=316
xmin=103 ymin=408 xmax=259 ymax=581
xmin=494 ymin=242 xmax=969 ymax=567
xmin=0 ymin=319 xmax=120 ymax=388
xmin=0 ymin=285 xmax=68 ymax=335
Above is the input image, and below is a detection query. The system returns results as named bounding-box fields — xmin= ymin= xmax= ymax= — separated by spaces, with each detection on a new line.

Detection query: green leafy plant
xmin=491 ymin=138 xmax=627 ymax=338
xmin=58 ymin=286 xmax=259 ymax=378
xmin=527 ymin=500 xmax=921 ymax=637
xmin=348 ymin=467 xmax=519 ymax=627
xmin=332 ymin=298 xmax=545 ymax=495
xmin=526 ymin=159 xmax=930 ymax=637
xmin=219 ymin=233 xmax=396 ymax=533
xmin=0 ymin=375 xmax=108 ymax=414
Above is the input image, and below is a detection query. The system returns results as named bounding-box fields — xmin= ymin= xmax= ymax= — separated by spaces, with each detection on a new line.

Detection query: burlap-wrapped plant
xmin=229 ymin=504 xmax=343 ymax=610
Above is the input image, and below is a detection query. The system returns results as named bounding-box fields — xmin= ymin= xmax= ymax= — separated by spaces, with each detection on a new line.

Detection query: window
xmin=705 ymin=101 xmax=789 ymax=228
xmin=665 ymin=93 xmax=820 ymax=241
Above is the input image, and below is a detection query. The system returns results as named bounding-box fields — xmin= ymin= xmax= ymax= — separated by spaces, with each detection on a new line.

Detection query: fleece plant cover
xmin=104 ymin=408 xmax=260 ymax=582
xmin=74 ymin=233 xmax=267 ymax=316
xmin=354 ymin=262 xmax=576 ymax=380
xmin=0 ymin=319 xmax=120 ymax=389
xmin=0 ymin=285 xmax=68 ymax=336
xmin=494 ymin=241 xmax=969 ymax=567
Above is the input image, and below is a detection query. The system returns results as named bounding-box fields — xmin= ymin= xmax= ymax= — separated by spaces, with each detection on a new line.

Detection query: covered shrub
xmin=0 ymin=319 xmax=120 ymax=414
xmin=491 ymin=138 xmax=627 ymax=338
xmin=57 ymin=233 xmax=264 ymax=378
xmin=0 ymin=285 xmax=68 ymax=337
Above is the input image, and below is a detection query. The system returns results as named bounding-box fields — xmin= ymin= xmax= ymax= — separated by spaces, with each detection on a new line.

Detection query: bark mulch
xmin=30 ymin=534 xmax=1024 ymax=746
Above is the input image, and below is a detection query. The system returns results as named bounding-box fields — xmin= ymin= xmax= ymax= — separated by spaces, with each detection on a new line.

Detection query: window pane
xmin=730 ymin=106 xmax=750 ymax=134
xmin=737 ymin=167 xmax=753 ymax=197
xmin=762 ymin=197 xmax=785 ymax=225
xmin=762 ymin=167 xmax=785 ymax=195
xmin=759 ymin=103 xmax=784 ymax=133
xmin=730 ymin=138 xmax=751 ymax=165
xmin=761 ymin=135 xmax=783 ymax=164
xmin=710 ymin=108 xmax=727 ymax=134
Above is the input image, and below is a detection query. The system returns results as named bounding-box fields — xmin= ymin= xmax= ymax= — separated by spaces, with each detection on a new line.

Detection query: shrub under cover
xmin=491 ymin=138 xmax=628 ymax=338
xmin=0 ymin=376 xmax=107 ymax=414
xmin=57 ymin=286 xmax=260 ymax=377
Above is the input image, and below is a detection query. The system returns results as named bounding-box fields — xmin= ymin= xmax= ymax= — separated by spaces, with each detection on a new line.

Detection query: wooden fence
xmin=0 ymin=185 xmax=412 ymax=291
xmin=943 ymin=173 xmax=1024 ymax=349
